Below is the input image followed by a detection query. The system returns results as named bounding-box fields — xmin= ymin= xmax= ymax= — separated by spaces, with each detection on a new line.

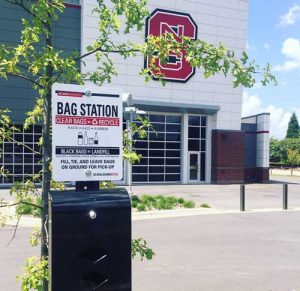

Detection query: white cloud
xmin=273 ymin=38 xmax=300 ymax=72
xmin=242 ymin=92 xmax=296 ymax=139
xmin=263 ymin=43 xmax=270 ymax=51
xmin=279 ymin=4 xmax=300 ymax=26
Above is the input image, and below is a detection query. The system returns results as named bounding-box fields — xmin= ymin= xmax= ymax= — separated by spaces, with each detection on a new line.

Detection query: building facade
xmin=0 ymin=0 xmax=270 ymax=186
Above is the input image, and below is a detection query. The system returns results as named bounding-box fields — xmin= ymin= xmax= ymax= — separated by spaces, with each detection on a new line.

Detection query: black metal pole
xmin=283 ymin=183 xmax=288 ymax=210
xmin=240 ymin=184 xmax=245 ymax=211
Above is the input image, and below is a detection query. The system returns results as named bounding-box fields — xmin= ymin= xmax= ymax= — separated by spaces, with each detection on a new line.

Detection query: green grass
xmin=200 ymin=203 xmax=211 ymax=208
xmin=131 ymin=195 xmax=196 ymax=212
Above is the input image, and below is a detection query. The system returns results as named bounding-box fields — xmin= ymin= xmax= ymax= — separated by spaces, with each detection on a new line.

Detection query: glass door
xmin=188 ymin=152 xmax=200 ymax=182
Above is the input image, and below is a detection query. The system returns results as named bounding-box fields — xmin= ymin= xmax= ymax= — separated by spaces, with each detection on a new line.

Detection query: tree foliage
xmin=270 ymin=137 xmax=300 ymax=166
xmin=0 ymin=0 xmax=277 ymax=290
xmin=287 ymin=149 xmax=300 ymax=167
xmin=286 ymin=112 xmax=300 ymax=139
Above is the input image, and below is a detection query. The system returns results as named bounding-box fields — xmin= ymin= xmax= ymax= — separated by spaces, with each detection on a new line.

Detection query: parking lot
xmin=0 ymin=175 xmax=299 ymax=290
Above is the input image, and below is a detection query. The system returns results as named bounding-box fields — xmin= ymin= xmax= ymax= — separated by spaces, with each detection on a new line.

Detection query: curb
xmin=4 ymin=207 xmax=300 ymax=228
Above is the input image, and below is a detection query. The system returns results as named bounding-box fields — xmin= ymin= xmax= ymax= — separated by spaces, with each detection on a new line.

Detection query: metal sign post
xmin=50 ymin=84 xmax=131 ymax=290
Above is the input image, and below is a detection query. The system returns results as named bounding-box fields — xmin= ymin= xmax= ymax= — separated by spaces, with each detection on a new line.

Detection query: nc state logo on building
xmin=145 ymin=9 xmax=198 ymax=83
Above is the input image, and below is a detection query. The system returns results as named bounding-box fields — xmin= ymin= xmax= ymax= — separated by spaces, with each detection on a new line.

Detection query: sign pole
xmin=128 ymin=111 xmax=133 ymax=195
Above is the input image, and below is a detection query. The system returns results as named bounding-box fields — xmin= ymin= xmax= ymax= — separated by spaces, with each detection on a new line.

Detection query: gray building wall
xmin=0 ymin=1 xmax=81 ymax=123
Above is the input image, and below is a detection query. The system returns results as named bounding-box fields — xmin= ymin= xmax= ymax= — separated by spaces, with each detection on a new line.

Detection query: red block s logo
xmin=145 ymin=9 xmax=198 ymax=83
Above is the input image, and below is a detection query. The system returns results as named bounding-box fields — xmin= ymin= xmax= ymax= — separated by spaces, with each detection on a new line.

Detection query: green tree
xmin=0 ymin=0 xmax=276 ymax=290
xmin=270 ymin=138 xmax=287 ymax=163
xmin=270 ymin=137 xmax=300 ymax=165
xmin=286 ymin=112 xmax=300 ymax=138
xmin=287 ymin=149 xmax=300 ymax=174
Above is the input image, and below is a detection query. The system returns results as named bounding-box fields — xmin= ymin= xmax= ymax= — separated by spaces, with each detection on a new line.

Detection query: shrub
xmin=183 ymin=200 xmax=195 ymax=208
xmin=177 ymin=198 xmax=185 ymax=204
xmin=137 ymin=204 xmax=146 ymax=212
xmin=200 ymin=203 xmax=211 ymax=208
xmin=131 ymin=195 xmax=196 ymax=211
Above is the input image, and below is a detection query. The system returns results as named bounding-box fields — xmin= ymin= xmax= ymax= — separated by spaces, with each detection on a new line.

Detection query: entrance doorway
xmin=188 ymin=152 xmax=200 ymax=182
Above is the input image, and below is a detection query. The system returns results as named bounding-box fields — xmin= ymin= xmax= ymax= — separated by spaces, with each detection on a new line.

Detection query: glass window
xmin=201 ymin=153 xmax=206 ymax=181
xmin=135 ymin=141 xmax=148 ymax=148
xmin=166 ymin=124 xmax=181 ymax=132
xmin=201 ymin=140 xmax=206 ymax=152
xmin=132 ymin=166 xmax=148 ymax=174
xmin=4 ymin=143 xmax=13 ymax=152
xmin=64 ymin=1 xmax=80 ymax=4
xmin=189 ymin=116 xmax=200 ymax=126
xmin=166 ymin=116 xmax=181 ymax=123
xmin=138 ymin=158 xmax=148 ymax=166
xmin=166 ymin=158 xmax=180 ymax=165
xmin=4 ymin=154 xmax=13 ymax=163
xmin=135 ymin=149 xmax=148 ymax=157
xmin=166 ymin=166 xmax=181 ymax=174
xmin=166 ymin=174 xmax=180 ymax=182
xmin=149 ymin=115 xmax=165 ymax=123
xmin=201 ymin=127 xmax=206 ymax=139
xmin=188 ymin=115 xmax=207 ymax=182
xmin=149 ymin=166 xmax=165 ymax=173
xmin=166 ymin=151 xmax=180 ymax=158
xmin=149 ymin=150 xmax=165 ymax=157
xmin=24 ymin=135 xmax=33 ymax=143
xmin=152 ymin=123 xmax=165 ymax=132
xmin=166 ymin=133 xmax=180 ymax=142
xmin=149 ymin=132 xmax=164 ymax=141
xmin=166 ymin=142 xmax=180 ymax=149
xmin=149 ymin=158 xmax=164 ymax=166
xmin=188 ymin=127 xmax=200 ymax=139
xmin=188 ymin=140 xmax=199 ymax=151
xmin=14 ymin=134 xmax=23 ymax=142
xmin=150 ymin=142 xmax=165 ymax=149
xmin=201 ymin=116 xmax=207 ymax=127
xmin=0 ymin=123 xmax=42 ymax=184
xmin=132 ymin=114 xmax=181 ymax=183
xmin=149 ymin=174 xmax=164 ymax=182
xmin=133 ymin=175 xmax=148 ymax=182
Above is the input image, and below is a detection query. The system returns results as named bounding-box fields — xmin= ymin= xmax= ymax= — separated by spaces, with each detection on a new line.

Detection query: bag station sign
xmin=145 ymin=9 xmax=198 ymax=83
xmin=52 ymin=83 xmax=123 ymax=182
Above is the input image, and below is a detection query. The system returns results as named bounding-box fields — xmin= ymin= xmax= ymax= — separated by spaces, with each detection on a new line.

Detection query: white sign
xmin=52 ymin=83 xmax=123 ymax=181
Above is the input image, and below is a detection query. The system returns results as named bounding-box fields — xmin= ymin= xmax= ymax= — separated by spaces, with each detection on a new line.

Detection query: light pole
xmin=124 ymin=106 xmax=145 ymax=195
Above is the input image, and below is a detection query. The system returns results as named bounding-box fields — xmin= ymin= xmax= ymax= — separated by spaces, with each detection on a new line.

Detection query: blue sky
xmin=242 ymin=0 xmax=300 ymax=138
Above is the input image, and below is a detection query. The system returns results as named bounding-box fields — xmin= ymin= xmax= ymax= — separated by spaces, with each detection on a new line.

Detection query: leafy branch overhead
xmin=0 ymin=1 xmax=277 ymax=290
xmin=0 ymin=0 xmax=276 ymax=104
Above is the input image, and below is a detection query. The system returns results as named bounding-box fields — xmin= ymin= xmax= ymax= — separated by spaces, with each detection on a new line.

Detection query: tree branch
xmin=7 ymin=73 xmax=44 ymax=89
xmin=76 ymin=46 xmax=140 ymax=61
xmin=6 ymin=215 xmax=21 ymax=246
xmin=6 ymin=136 xmax=41 ymax=155
xmin=0 ymin=201 xmax=42 ymax=210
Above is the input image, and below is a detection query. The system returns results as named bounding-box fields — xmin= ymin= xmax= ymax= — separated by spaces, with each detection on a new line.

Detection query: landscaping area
xmin=131 ymin=194 xmax=210 ymax=212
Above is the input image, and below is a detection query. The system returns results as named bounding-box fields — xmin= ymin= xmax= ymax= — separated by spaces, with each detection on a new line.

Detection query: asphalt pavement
xmin=1 ymin=211 xmax=300 ymax=290
xmin=133 ymin=211 xmax=300 ymax=291
xmin=0 ymin=175 xmax=299 ymax=290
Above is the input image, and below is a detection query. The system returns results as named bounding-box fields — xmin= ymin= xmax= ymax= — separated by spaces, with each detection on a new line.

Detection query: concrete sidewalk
xmin=128 ymin=176 xmax=300 ymax=211
xmin=3 ymin=204 xmax=300 ymax=228
xmin=1 ymin=175 xmax=299 ymax=224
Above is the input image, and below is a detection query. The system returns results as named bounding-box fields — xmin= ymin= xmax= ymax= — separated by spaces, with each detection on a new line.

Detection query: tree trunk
xmin=42 ymin=9 xmax=53 ymax=290
xmin=41 ymin=88 xmax=52 ymax=291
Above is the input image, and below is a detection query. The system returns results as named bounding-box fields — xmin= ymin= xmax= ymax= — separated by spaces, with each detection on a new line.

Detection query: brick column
xmin=211 ymin=130 xmax=245 ymax=184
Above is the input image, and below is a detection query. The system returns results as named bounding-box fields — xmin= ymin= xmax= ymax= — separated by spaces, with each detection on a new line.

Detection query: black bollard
xmin=240 ymin=184 xmax=245 ymax=211
xmin=283 ymin=183 xmax=288 ymax=210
